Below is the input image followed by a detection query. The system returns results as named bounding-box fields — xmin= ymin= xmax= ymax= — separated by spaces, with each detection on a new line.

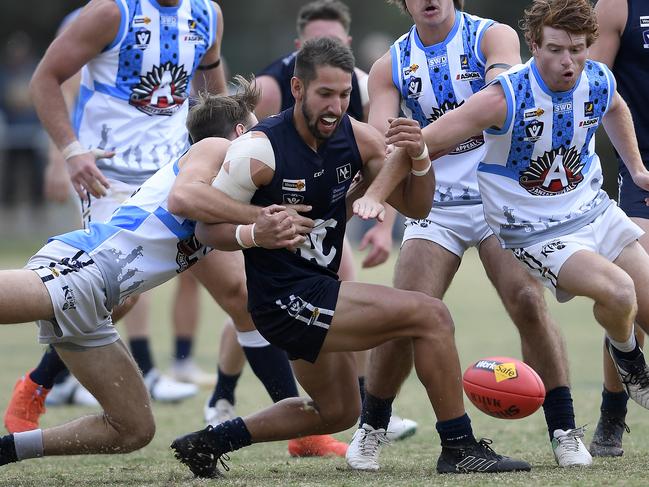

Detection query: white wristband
xmin=250 ymin=223 xmax=259 ymax=247
xmin=61 ymin=140 xmax=89 ymax=161
xmin=235 ymin=225 xmax=251 ymax=249
xmin=412 ymin=144 xmax=429 ymax=161
xmin=411 ymin=159 xmax=432 ymax=176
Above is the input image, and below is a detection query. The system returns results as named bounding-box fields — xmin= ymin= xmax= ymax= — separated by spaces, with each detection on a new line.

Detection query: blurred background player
xmin=589 ymin=0 xmax=649 ymax=457
xmin=3 ymin=0 xmax=227 ymax=432
xmin=346 ymin=0 xmax=585 ymax=471
xmin=204 ymin=0 xmax=416 ymax=442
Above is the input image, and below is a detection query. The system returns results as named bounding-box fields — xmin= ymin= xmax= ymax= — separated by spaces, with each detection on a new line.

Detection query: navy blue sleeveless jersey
xmin=244 ymin=108 xmax=363 ymax=309
xmin=615 ymin=0 xmax=649 ymax=216
xmin=256 ymin=52 xmax=365 ymax=121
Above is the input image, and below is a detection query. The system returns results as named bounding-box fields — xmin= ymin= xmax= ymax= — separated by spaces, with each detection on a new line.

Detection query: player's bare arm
xmin=480 ymin=23 xmax=522 ymax=82
xmin=253 ymin=76 xmax=282 ymax=119
xmin=602 ymin=91 xmax=649 ymax=192
xmin=30 ymin=0 xmax=120 ymax=198
xmin=590 ymin=0 xmax=626 ymax=67
xmin=168 ymin=138 xmax=261 ymax=224
xmin=192 ymin=1 xmax=227 ymax=95
xmin=195 ymin=132 xmax=311 ymax=249
xmin=352 ymin=120 xmax=434 ymax=221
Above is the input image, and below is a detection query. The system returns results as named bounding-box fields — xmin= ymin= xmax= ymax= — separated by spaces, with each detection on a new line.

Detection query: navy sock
xmin=209 ymin=368 xmax=241 ymax=407
xmin=600 ymin=387 xmax=628 ymax=416
xmin=53 ymin=370 xmax=70 ymax=385
xmin=0 ymin=435 xmax=17 ymax=465
xmin=436 ymin=414 xmax=475 ymax=447
xmin=542 ymin=386 xmax=576 ymax=439
xmin=243 ymin=345 xmax=298 ymax=402
xmin=29 ymin=346 xmax=68 ymax=389
xmin=360 ymin=392 xmax=393 ymax=430
xmin=358 ymin=376 xmax=366 ymax=406
xmin=610 ymin=342 xmax=642 ymax=361
xmin=129 ymin=338 xmax=153 ymax=376
xmin=206 ymin=417 xmax=252 ymax=453
xmin=174 ymin=337 xmax=192 ymax=361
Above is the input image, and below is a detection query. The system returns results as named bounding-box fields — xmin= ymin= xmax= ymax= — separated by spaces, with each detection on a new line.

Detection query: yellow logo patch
xmin=494 ymin=362 xmax=518 ymax=382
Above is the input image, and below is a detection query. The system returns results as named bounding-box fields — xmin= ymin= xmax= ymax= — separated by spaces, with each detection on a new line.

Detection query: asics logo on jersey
xmin=130 ymin=62 xmax=189 ymax=116
xmin=519 ymin=146 xmax=584 ymax=196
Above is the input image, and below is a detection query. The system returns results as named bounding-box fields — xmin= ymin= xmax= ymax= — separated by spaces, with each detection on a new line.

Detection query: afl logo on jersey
xmin=519 ymin=146 xmax=584 ymax=196
xmin=130 ymin=62 xmax=189 ymax=116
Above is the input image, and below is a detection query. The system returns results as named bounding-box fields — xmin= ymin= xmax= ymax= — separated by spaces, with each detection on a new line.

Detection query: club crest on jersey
xmin=524 ymin=120 xmax=544 ymax=142
xmin=336 ymin=163 xmax=352 ymax=183
xmin=283 ymin=194 xmax=304 ymax=205
xmin=132 ymin=15 xmax=151 ymax=26
xmin=282 ymin=179 xmax=306 ymax=192
xmin=524 ymin=107 xmax=545 ymax=119
xmin=643 ymin=30 xmax=649 ymax=48
xmin=519 ymin=146 xmax=584 ymax=196
xmin=584 ymin=101 xmax=595 ymax=117
xmin=403 ymin=63 xmax=419 ymax=76
xmin=130 ymin=62 xmax=189 ymax=116
xmin=287 ymin=296 xmax=307 ymax=317
xmin=134 ymin=29 xmax=151 ymax=50
xmin=459 ymin=54 xmax=469 ymax=70
xmin=407 ymin=77 xmax=423 ymax=98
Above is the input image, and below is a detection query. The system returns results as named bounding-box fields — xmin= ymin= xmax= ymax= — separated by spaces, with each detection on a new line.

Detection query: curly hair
xmin=521 ymin=0 xmax=599 ymax=49
xmin=187 ymin=75 xmax=260 ymax=142
xmin=387 ymin=0 xmax=464 ymax=14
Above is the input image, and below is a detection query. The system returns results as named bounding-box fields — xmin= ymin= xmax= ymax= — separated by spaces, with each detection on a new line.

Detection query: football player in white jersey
xmin=8 ymin=0 xmax=227 ymax=425
xmin=347 ymin=0 xmax=586 ymax=471
xmin=357 ymin=0 xmax=649 ymax=462
xmin=0 ymin=77 xmax=313 ymax=470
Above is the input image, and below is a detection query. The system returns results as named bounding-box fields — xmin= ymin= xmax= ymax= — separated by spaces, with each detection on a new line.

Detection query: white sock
xmin=14 ymin=429 xmax=44 ymax=460
xmin=608 ymin=332 xmax=637 ymax=353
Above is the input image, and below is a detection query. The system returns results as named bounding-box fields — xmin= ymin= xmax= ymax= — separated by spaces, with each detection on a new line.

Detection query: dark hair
xmin=521 ymin=0 xmax=599 ymax=49
xmin=186 ymin=75 xmax=260 ymax=143
xmin=294 ymin=37 xmax=355 ymax=85
xmin=387 ymin=0 xmax=464 ymax=14
xmin=297 ymin=0 xmax=352 ymax=36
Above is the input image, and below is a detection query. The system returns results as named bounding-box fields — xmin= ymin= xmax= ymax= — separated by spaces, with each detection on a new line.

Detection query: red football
xmin=463 ymin=356 xmax=545 ymax=419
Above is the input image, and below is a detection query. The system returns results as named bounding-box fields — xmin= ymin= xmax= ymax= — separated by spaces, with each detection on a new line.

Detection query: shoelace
xmin=624 ymin=362 xmax=649 ymax=388
xmin=193 ymin=426 xmax=231 ymax=473
xmin=475 ymin=438 xmax=503 ymax=460
xmin=557 ymin=426 xmax=586 ymax=452
xmin=600 ymin=416 xmax=630 ymax=437
xmin=359 ymin=429 xmax=391 ymax=456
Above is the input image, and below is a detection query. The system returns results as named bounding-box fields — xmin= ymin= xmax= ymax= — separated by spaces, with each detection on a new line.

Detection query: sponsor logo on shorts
xmin=541 ymin=239 xmax=566 ymax=257
xmin=61 ymin=286 xmax=77 ymax=311
xmin=336 ymin=163 xmax=352 ymax=183
xmin=307 ymin=307 xmax=320 ymax=326
xmin=282 ymin=179 xmax=306 ymax=192
xmin=287 ymin=296 xmax=307 ymax=317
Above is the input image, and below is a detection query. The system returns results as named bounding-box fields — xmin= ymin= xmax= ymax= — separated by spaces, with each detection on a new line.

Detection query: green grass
xmin=1 ymin=243 xmax=648 ymax=486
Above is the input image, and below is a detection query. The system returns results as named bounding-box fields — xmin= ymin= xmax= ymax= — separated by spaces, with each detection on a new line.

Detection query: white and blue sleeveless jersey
xmin=52 ymin=159 xmax=209 ymax=309
xmin=73 ymin=0 xmax=217 ymax=185
xmin=477 ymin=59 xmax=616 ymax=248
xmin=391 ymin=11 xmax=493 ymax=205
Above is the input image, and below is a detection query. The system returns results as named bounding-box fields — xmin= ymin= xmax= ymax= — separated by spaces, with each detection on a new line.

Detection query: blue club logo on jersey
xmin=134 ymin=29 xmax=151 ymax=50
xmin=519 ymin=146 xmax=584 ymax=196
xmin=129 ymin=62 xmax=189 ymax=116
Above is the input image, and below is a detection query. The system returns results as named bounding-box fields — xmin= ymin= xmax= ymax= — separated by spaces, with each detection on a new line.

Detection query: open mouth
xmin=424 ymin=4 xmax=439 ymax=14
xmin=320 ymin=116 xmax=338 ymax=128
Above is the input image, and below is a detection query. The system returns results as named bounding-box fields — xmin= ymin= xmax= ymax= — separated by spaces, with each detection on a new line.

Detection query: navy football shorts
xmin=619 ymin=162 xmax=649 ymax=218
xmin=250 ymin=276 xmax=341 ymax=363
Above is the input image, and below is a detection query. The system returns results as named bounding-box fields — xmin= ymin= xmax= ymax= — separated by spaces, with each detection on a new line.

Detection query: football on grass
xmin=462 ymin=356 xmax=545 ymax=419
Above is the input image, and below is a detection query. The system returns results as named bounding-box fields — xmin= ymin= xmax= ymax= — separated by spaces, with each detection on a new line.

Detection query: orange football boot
xmin=4 ymin=374 xmax=49 ymax=433
xmin=288 ymin=434 xmax=348 ymax=457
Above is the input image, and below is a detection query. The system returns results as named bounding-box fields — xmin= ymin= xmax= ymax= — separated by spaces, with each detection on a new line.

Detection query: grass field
xmin=0 ymin=240 xmax=648 ymax=486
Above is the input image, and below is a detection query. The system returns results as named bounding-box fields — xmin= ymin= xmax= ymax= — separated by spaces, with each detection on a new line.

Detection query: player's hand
xmin=66 ymin=149 xmax=114 ymax=200
xmin=254 ymin=205 xmax=306 ymax=249
xmin=353 ymin=195 xmax=385 ymax=222
xmin=358 ymin=223 xmax=392 ymax=268
xmin=385 ymin=117 xmax=425 ymax=159
xmin=284 ymin=204 xmax=314 ymax=235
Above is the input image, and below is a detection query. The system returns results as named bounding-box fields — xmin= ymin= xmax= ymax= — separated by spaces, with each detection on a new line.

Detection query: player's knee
xmin=412 ymin=295 xmax=454 ymax=338
xmin=105 ymin=405 xmax=155 ymax=452
xmin=316 ymin=397 xmax=360 ymax=431
xmin=507 ymin=283 xmax=547 ymax=324
xmin=604 ymin=274 xmax=637 ymax=316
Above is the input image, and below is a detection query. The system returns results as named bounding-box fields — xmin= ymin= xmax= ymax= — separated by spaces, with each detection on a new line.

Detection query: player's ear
xmin=294 ymin=38 xmax=302 ymax=50
xmin=290 ymin=76 xmax=304 ymax=101
xmin=234 ymin=123 xmax=246 ymax=137
xmin=531 ymin=42 xmax=539 ymax=56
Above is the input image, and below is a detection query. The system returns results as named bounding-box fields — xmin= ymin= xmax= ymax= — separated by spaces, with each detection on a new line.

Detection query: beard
xmin=301 ymin=94 xmax=341 ymax=141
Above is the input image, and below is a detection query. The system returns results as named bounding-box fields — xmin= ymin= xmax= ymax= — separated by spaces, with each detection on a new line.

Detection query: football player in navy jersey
xmin=171 ymin=37 xmax=530 ymax=479
xmin=358 ymin=0 xmax=649 ymax=466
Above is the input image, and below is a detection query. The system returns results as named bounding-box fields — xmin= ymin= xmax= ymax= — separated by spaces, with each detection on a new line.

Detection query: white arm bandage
xmin=211 ymin=132 xmax=276 ymax=202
